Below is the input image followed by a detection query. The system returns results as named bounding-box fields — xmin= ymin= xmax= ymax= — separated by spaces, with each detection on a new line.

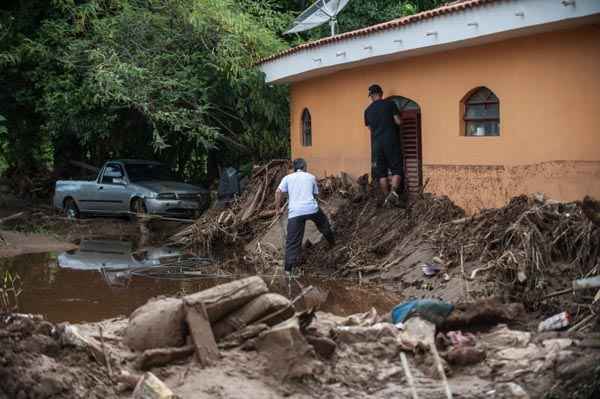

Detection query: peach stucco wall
xmin=289 ymin=25 xmax=600 ymax=212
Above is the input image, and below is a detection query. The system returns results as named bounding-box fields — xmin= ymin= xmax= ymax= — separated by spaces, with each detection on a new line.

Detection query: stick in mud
xmin=430 ymin=342 xmax=453 ymax=399
xmin=98 ymin=326 xmax=113 ymax=380
xmin=400 ymin=352 xmax=419 ymax=399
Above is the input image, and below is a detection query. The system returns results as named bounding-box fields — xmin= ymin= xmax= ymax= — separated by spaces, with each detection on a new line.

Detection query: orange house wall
xmin=289 ymin=25 xmax=600 ymax=213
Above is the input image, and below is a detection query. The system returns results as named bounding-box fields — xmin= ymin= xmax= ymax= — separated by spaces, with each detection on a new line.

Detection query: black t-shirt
xmin=364 ymin=99 xmax=399 ymax=141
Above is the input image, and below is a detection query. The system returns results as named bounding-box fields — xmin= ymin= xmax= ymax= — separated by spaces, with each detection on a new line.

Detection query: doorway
xmin=389 ymin=96 xmax=422 ymax=195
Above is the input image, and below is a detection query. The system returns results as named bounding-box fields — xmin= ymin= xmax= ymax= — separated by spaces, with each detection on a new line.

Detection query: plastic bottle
xmin=537 ymin=311 xmax=571 ymax=332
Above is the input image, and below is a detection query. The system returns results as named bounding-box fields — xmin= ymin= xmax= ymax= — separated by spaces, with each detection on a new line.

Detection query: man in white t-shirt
xmin=275 ymin=158 xmax=335 ymax=272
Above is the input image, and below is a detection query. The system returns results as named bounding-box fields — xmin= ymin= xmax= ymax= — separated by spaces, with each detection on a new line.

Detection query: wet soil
xmin=0 ymin=314 xmax=114 ymax=399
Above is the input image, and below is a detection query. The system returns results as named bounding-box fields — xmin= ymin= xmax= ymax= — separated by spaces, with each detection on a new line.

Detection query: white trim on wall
xmin=260 ymin=0 xmax=600 ymax=84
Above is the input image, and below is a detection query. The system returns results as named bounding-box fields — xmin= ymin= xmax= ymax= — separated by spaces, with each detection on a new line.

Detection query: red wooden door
xmin=400 ymin=110 xmax=422 ymax=194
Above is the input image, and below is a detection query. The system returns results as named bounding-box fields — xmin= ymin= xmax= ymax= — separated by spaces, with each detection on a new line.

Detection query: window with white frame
xmin=463 ymin=87 xmax=500 ymax=136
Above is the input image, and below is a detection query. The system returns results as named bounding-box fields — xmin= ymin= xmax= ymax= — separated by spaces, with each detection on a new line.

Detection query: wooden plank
xmin=183 ymin=300 xmax=220 ymax=367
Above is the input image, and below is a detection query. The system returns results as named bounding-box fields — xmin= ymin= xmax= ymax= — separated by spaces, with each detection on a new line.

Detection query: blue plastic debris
xmin=391 ymin=299 xmax=454 ymax=326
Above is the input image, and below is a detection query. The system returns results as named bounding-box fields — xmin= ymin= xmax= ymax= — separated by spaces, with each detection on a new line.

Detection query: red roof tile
xmin=258 ymin=0 xmax=505 ymax=64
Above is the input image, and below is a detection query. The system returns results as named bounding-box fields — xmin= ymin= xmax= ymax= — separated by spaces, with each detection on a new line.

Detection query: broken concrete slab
xmin=124 ymin=297 xmax=185 ymax=352
xmin=183 ymin=300 xmax=220 ymax=367
xmin=184 ymin=276 xmax=268 ymax=322
xmin=212 ymin=293 xmax=291 ymax=339
xmin=256 ymin=318 xmax=321 ymax=380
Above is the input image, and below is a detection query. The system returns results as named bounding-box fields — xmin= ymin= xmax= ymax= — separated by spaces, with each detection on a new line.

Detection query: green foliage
xmin=0 ymin=0 xmax=447 ymax=183
xmin=1 ymin=0 xmax=290 ymax=178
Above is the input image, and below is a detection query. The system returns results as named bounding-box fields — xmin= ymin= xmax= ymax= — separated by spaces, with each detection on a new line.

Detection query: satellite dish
xmin=285 ymin=0 xmax=351 ymax=36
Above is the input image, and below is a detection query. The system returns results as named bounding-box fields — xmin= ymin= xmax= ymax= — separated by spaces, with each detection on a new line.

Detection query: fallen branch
xmin=0 ymin=212 xmax=25 ymax=225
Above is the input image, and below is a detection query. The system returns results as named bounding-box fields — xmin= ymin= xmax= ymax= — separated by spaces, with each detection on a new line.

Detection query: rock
xmin=124 ymin=297 xmax=185 ymax=352
xmin=132 ymin=372 xmax=177 ymax=399
xmin=212 ymin=293 xmax=291 ymax=339
xmin=306 ymin=335 xmax=337 ymax=359
xmin=184 ymin=276 xmax=268 ymax=322
xmin=445 ymin=347 xmax=486 ymax=366
xmin=256 ymin=318 xmax=321 ymax=380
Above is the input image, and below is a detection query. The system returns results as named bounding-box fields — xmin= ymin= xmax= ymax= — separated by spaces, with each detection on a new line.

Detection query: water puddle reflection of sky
xmin=1 ymin=238 xmax=401 ymax=323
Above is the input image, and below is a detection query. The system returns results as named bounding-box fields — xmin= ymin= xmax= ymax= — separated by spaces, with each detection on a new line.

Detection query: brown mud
xmin=1 ymin=168 xmax=600 ymax=398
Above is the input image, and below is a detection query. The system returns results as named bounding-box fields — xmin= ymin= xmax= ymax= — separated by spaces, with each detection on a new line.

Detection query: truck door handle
xmin=98 ymin=186 xmax=104 ymax=190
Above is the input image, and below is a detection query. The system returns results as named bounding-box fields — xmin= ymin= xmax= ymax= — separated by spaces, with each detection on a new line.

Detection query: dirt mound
xmin=0 ymin=314 xmax=114 ymax=399
xmin=301 ymin=192 xmax=465 ymax=277
xmin=428 ymin=195 xmax=600 ymax=312
xmin=302 ymin=190 xmax=599 ymax=316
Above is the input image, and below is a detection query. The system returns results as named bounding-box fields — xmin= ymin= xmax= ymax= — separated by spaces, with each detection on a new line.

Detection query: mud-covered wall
xmin=290 ymin=24 xmax=600 ymax=212
xmin=423 ymin=161 xmax=600 ymax=214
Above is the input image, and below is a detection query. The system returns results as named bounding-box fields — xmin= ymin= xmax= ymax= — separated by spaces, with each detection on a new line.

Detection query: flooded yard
xmin=1 ymin=237 xmax=402 ymax=323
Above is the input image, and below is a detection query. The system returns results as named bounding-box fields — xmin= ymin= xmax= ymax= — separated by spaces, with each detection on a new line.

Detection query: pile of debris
xmin=426 ymin=194 xmax=600 ymax=311
xmin=4 ymin=278 xmax=599 ymax=398
xmin=170 ymin=160 xmax=291 ymax=253
xmin=170 ymin=161 xmax=360 ymax=257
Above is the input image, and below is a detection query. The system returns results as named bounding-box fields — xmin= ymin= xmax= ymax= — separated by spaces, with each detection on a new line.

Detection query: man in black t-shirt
xmin=364 ymin=84 xmax=404 ymax=206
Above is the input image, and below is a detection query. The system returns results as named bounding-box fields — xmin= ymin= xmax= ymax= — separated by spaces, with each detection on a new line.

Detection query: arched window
xmin=463 ymin=87 xmax=500 ymax=136
xmin=301 ymin=108 xmax=312 ymax=146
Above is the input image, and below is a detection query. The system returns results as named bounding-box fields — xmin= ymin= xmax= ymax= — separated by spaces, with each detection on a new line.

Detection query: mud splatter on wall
xmin=424 ymin=161 xmax=600 ymax=214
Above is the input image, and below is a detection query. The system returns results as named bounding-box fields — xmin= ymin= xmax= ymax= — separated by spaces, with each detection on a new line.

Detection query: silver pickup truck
xmin=53 ymin=159 xmax=209 ymax=219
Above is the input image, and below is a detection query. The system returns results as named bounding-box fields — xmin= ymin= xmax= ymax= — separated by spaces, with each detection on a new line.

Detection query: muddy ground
xmin=1 ymin=178 xmax=599 ymax=398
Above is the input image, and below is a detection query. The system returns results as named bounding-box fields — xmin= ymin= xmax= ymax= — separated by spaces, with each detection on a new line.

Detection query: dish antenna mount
xmin=285 ymin=0 xmax=351 ymax=36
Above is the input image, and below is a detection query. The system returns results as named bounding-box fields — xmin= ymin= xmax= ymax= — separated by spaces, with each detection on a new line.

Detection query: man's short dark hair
xmin=293 ymin=158 xmax=307 ymax=172
xmin=368 ymin=84 xmax=383 ymax=97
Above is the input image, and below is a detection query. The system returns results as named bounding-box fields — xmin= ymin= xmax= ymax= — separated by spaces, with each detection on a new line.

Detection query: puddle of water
xmin=0 ymin=239 xmax=402 ymax=323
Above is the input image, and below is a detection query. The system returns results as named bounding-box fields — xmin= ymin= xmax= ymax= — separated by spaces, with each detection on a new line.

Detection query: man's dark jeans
xmin=284 ymin=208 xmax=334 ymax=272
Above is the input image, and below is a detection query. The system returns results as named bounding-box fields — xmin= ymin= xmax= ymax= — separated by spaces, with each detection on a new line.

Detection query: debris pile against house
xmin=170 ymin=160 xmax=292 ymax=252
xmin=3 ymin=278 xmax=599 ymax=399
xmin=167 ymin=163 xmax=599 ymax=324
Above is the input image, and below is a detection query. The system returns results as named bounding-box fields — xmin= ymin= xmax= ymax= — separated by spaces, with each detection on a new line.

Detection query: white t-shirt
xmin=277 ymin=171 xmax=319 ymax=218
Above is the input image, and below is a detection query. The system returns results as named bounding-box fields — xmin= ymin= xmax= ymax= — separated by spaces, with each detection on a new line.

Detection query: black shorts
xmin=371 ymin=134 xmax=403 ymax=179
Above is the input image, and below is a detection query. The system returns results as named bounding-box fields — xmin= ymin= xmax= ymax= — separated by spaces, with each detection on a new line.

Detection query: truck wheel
xmin=64 ymin=198 xmax=80 ymax=220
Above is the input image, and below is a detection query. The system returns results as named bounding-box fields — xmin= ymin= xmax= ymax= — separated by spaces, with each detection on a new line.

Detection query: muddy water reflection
xmin=1 ymin=250 xmax=402 ymax=323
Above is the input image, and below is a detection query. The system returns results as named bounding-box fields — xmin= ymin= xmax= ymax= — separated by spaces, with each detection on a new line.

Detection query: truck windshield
xmin=125 ymin=163 xmax=174 ymax=182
